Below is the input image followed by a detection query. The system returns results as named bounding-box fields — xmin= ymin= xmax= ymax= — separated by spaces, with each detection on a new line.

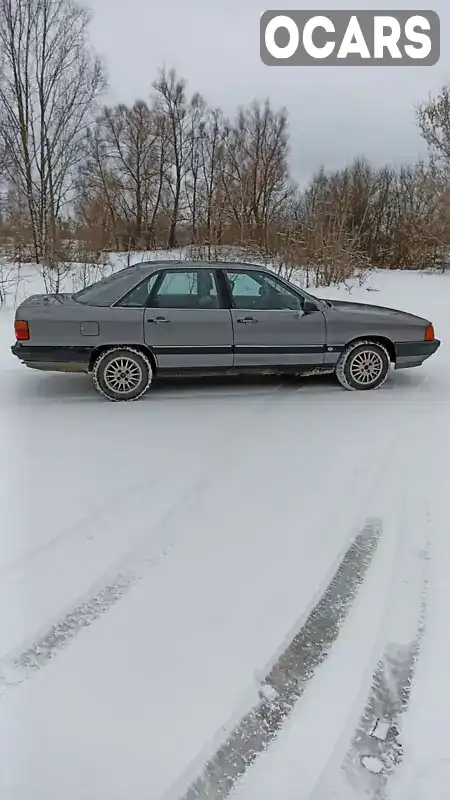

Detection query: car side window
xmin=225 ymin=271 xmax=303 ymax=311
xmin=147 ymin=269 xmax=219 ymax=309
xmin=115 ymin=273 xmax=160 ymax=307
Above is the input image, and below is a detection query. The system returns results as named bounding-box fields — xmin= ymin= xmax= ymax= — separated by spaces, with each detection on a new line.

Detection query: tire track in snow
xmin=347 ymin=579 xmax=428 ymax=797
xmin=164 ymin=406 xmax=414 ymax=800
xmin=170 ymin=519 xmax=382 ymax=800
xmin=334 ymin=495 xmax=433 ymax=799
xmin=309 ymin=429 xmax=435 ymax=800
xmin=0 ymin=383 xmax=292 ymax=695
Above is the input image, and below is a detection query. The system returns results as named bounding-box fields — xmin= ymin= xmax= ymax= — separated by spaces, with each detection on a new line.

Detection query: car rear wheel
xmin=92 ymin=347 xmax=153 ymax=401
xmin=336 ymin=340 xmax=391 ymax=391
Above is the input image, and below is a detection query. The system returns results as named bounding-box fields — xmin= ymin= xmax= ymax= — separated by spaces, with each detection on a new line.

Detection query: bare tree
xmin=198 ymin=108 xmax=225 ymax=254
xmin=77 ymin=122 xmax=122 ymax=250
xmin=99 ymin=101 xmax=161 ymax=248
xmin=220 ymin=100 xmax=293 ymax=246
xmin=153 ymin=69 xmax=202 ymax=249
xmin=0 ymin=0 xmax=106 ymax=264
xmin=417 ymin=86 xmax=450 ymax=175
xmin=78 ymin=100 xmax=172 ymax=251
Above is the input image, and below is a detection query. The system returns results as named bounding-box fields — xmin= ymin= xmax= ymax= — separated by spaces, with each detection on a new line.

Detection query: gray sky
xmin=89 ymin=0 xmax=450 ymax=183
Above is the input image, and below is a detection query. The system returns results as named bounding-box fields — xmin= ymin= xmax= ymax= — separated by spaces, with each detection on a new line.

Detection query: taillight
xmin=15 ymin=320 xmax=30 ymax=341
xmin=424 ymin=324 xmax=435 ymax=342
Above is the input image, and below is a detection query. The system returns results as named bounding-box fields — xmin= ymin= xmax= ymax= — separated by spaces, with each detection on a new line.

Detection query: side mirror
xmin=303 ymin=299 xmax=318 ymax=315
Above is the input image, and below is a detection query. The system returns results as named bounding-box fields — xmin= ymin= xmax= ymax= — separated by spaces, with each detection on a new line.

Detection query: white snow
xmin=259 ymin=683 xmax=278 ymax=703
xmin=0 ymin=264 xmax=449 ymax=799
xmin=370 ymin=719 xmax=391 ymax=741
xmin=361 ymin=756 xmax=385 ymax=774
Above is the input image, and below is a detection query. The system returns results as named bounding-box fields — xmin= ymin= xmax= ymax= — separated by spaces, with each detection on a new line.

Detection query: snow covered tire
xmin=335 ymin=340 xmax=391 ymax=392
xmin=92 ymin=347 xmax=153 ymax=402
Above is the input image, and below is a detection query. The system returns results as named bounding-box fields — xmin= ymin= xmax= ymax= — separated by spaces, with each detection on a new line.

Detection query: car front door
xmin=223 ymin=269 xmax=327 ymax=368
xmin=142 ymin=268 xmax=233 ymax=371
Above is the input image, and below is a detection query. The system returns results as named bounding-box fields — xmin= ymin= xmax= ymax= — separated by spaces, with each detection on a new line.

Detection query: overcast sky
xmin=88 ymin=0 xmax=450 ymax=184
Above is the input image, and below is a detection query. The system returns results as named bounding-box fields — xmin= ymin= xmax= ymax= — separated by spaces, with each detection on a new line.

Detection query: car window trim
xmin=146 ymin=270 xmax=166 ymax=306
xmin=214 ymin=269 xmax=233 ymax=309
xmin=145 ymin=267 xmax=224 ymax=309
xmin=112 ymin=274 xmax=157 ymax=308
xmin=113 ymin=268 xmax=226 ymax=309
xmin=221 ymin=268 xmax=263 ymax=309
xmin=221 ymin=267 xmax=306 ymax=311
xmin=269 ymin=272 xmax=323 ymax=308
xmin=111 ymin=265 xmax=321 ymax=311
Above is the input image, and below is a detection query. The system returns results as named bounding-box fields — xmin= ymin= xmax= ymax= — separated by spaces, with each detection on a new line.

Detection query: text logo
xmin=260 ymin=10 xmax=440 ymax=65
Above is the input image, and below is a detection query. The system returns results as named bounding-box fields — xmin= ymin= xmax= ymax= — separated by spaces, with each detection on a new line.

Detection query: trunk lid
xmin=18 ymin=293 xmax=76 ymax=308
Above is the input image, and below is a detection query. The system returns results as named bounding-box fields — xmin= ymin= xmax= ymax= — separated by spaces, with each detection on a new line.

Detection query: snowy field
xmin=0 ymin=259 xmax=449 ymax=800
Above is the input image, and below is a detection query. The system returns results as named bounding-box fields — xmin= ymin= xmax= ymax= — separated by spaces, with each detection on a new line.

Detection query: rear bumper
xmin=11 ymin=343 xmax=92 ymax=372
xmin=395 ymin=339 xmax=441 ymax=369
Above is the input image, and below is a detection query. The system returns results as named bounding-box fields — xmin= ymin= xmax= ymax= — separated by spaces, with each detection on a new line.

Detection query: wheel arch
xmin=88 ymin=344 xmax=158 ymax=373
xmin=342 ymin=335 xmax=397 ymax=363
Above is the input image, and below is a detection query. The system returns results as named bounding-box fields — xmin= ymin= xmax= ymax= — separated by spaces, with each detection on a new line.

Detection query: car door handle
xmin=147 ymin=316 xmax=170 ymax=324
xmin=237 ymin=317 xmax=258 ymax=324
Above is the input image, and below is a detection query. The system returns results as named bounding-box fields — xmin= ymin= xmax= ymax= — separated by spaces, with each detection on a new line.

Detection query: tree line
xmin=1 ymin=0 xmax=450 ymax=285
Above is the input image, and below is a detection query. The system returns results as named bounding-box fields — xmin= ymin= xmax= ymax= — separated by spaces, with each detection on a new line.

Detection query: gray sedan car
xmin=11 ymin=260 xmax=441 ymax=401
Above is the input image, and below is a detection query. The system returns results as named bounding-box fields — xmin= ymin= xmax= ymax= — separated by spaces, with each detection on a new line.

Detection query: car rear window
xmin=73 ymin=269 xmax=145 ymax=306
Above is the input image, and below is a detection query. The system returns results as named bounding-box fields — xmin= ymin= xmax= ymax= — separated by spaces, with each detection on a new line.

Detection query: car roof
xmin=124 ymin=260 xmax=271 ymax=276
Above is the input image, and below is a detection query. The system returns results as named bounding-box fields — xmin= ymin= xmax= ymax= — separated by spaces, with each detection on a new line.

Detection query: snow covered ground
xmin=0 ymin=262 xmax=449 ymax=799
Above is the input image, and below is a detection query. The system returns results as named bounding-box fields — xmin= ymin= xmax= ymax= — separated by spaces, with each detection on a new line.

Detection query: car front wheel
xmin=336 ymin=340 xmax=391 ymax=391
xmin=92 ymin=347 xmax=153 ymax=401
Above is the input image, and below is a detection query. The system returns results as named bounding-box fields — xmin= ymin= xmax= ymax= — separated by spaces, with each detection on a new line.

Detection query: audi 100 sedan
xmin=11 ymin=261 xmax=441 ymax=401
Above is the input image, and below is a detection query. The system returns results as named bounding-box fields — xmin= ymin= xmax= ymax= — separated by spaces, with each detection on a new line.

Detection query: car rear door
xmin=223 ymin=269 xmax=327 ymax=368
xmin=143 ymin=267 xmax=233 ymax=370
